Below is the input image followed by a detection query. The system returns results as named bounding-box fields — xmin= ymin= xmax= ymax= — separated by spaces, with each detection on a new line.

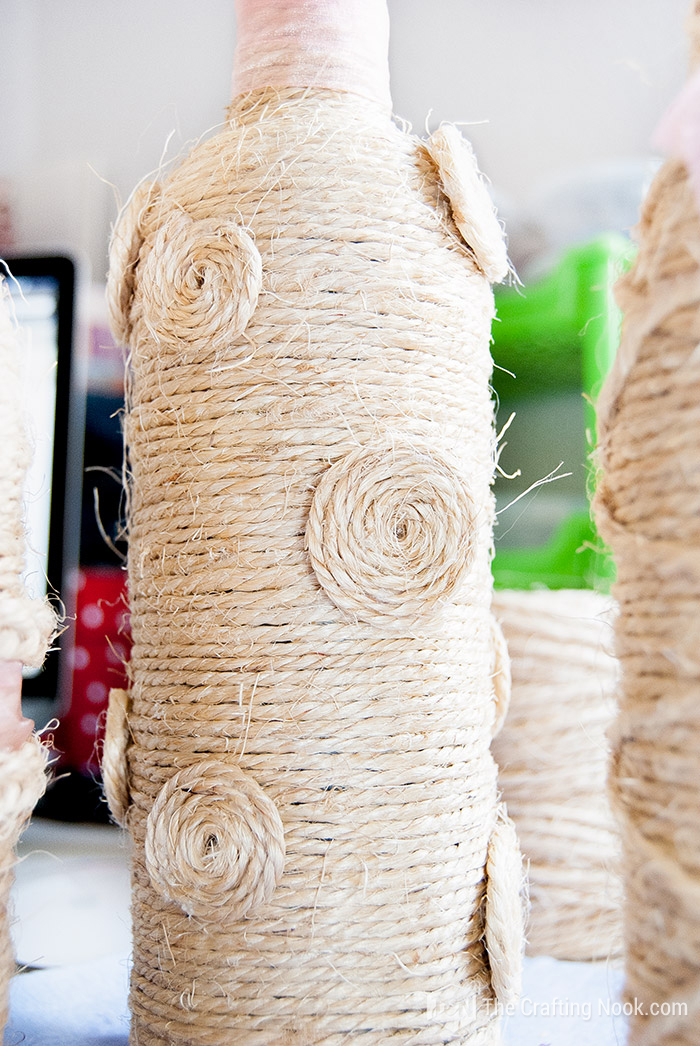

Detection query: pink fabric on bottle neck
xmin=653 ymin=68 xmax=700 ymax=212
xmin=232 ymin=0 xmax=392 ymax=109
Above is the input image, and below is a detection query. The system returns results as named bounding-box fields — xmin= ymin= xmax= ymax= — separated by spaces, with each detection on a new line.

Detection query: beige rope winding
xmin=0 ymin=739 xmax=48 ymax=1031
xmin=492 ymin=588 xmax=622 ymax=962
xmin=594 ymin=147 xmax=700 ymax=1043
xmin=0 ymin=275 xmax=55 ymax=1037
xmin=0 ymin=278 xmax=56 ymax=667
xmin=107 ymin=86 xmax=523 ymax=1044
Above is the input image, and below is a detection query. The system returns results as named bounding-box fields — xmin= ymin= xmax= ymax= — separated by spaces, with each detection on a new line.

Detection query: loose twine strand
xmin=106 ymin=86 xmax=522 ymax=1044
xmin=492 ymin=589 xmax=622 ymax=962
xmin=594 ymin=150 xmax=700 ymax=1043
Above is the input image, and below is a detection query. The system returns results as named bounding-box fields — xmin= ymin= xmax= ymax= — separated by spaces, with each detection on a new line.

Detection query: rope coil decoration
xmin=138 ymin=214 xmax=263 ymax=357
xmin=305 ymin=441 xmax=477 ymax=628
xmin=492 ymin=589 xmax=622 ymax=962
xmin=106 ymin=180 xmax=162 ymax=348
xmin=145 ymin=760 xmax=285 ymax=921
xmin=102 ymin=687 xmax=132 ymax=828
xmin=425 ymin=124 xmax=509 ymax=285
xmin=109 ymin=80 xmax=522 ymax=1044
xmin=484 ymin=808 xmax=524 ymax=1010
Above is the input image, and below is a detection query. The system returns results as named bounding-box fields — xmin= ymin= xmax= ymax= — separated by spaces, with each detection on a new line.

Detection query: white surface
xmin=0 ymin=0 xmax=689 ymax=278
xmin=6 ymin=955 xmax=130 ymax=1046
xmin=5 ymin=819 xmax=628 ymax=1045
xmin=11 ymin=822 xmax=131 ymax=968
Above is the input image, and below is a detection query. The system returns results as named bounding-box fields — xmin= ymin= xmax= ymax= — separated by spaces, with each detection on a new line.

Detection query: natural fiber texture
xmin=0 ymin=277 xmax=56 ymax=668
xmin=107 ymin=180 xmax=162 ymax=348
xmin=594 ymin=150 xmax=700 ymax=1043
xmin=305 ymin=440 xmax=477 ymax=628
xmin=484 ymin=809 xmax=524 ymax=1008
xmin=109 ymin=85 xmax=522 ymax=1044
xmin=145 ymin=759 xmax=286 ymax=920
xmin=103 ymin=687 xmax=132 ymax=827
xmin=425 ymin=126 xmax=509 ymax=284
xmin=0 ymin=737 xmax=48 ymax=1031
xmin=492 ymin=588 xmax=622 ymax=962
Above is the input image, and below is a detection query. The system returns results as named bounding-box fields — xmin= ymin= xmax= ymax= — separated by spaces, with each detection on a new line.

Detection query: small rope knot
xmin=305 ymin=439 xmax=477 ymax=629
xmin=145 ymin=760 xmax=285 ymax=921
xmin=138 ymin=213 xmax=262 ymax=356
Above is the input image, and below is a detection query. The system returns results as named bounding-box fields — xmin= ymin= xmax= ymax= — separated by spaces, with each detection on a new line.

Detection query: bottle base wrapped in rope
xmin=107 ymin=84 xmax=523 ymax=1045
xmin=491 ymin=589 xmax=622 ymax=963
xmin=0 ymin=738 xmax=49 ymax=1030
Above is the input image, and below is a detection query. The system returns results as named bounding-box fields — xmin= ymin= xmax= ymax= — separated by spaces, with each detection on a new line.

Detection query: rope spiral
xmin=138 ymin=214 xmax=262 ymax=357
xmin=145 ymin=760 xmax=285 ymax=921
xmin=106 ymin=179 xmax=161 ymax=347
xmin=102 ymin=687 xmax=132 ymax=828
xmin=305 ymin=441 xmax=477 ymax=628
xmin=484 ymin=809 xmax=525 ymax=1010
xmin=426 ymin=125 xmax=509 ymax=284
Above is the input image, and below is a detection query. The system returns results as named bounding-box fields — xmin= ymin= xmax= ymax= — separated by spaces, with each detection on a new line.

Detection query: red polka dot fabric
xmin=54 ymin=567 xmax=131 ymax=777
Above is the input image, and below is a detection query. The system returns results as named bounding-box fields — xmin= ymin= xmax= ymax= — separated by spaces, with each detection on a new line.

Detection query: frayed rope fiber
xmin=107 ymin=86 xmax=523 ymax=1045
xmin=594 ymin=150 xmax=700 ymax=1046
xmin=0 ymin=739 xmax=48 ymax=1031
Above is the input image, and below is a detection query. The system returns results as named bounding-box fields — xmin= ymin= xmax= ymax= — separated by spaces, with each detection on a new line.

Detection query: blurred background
xmin=0 ymin=0 xmax=689 ymax=276
xmin=0 ymin=0 xmax=690 ymax=817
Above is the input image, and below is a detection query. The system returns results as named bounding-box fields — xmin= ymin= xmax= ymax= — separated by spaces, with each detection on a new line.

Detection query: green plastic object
xmin=491 ymin=233 xmax=634 ymax=591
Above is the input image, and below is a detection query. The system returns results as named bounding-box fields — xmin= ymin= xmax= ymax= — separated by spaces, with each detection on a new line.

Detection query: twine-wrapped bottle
xmin=105 ymin=2 xmax=524 ymax=1041
xmin=594 ymin=4 xmax=700 ymax=1039
xmin=491 ymin=588 xmax=621 ymax=961
xmin=0 ymin=276 xmax=54 ymax=1034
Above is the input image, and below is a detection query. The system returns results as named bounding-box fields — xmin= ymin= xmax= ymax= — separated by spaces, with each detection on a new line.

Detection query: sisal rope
xmin=0 ymin=274 xmax=55 ymax=1037
xmin=0 ymin=738 xmax=48 ymax=1031
xmin=107 ymin=85 xmax=523 ymax=1044
xmin=492 ymin=588 xmax=622 ymax=962
xmin=594 ymin=120 xmax=700 ymax=1044
xmin=0 ymin=277 xmax=56 ymax=668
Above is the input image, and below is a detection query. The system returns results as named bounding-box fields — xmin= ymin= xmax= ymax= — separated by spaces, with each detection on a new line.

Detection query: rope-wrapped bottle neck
xmin=232 ymin=0 xmax=392 ymax=110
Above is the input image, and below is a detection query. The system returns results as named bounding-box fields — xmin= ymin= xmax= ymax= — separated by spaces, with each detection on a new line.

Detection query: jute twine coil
xmin=0 ymin=277 xmax=56 ymax=667
xmin=0 ymin=737 xmax=48 ymax=1031
xmin=491 ymin=588 xmax=622 ymax=962
xmin=102 ymin=687 xmax=132 ymax=828
xmin=594 ymin=148 xmax=700 ymax=1044
xmin=107 ymin=86 xmax=524 ymax=1044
